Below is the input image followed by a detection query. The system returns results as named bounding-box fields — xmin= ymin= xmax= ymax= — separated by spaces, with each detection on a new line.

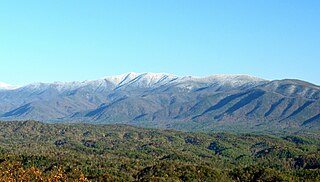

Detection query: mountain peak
xmin=102 ymin=72 xmax=265 ymax=82
xmin=12 ymin=72 xmax=267 ymax=91
xmin=103 ymin=72 xmax=177 ymax=80
xmin=102 ymin=72 xmax=178 ymax=87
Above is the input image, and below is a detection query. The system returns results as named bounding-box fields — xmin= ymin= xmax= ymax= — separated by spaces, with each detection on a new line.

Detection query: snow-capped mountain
xmin=11 ymin=72 xmax=267 ymax=92
xmin=0 ymin=72 xmax=319 ymax=132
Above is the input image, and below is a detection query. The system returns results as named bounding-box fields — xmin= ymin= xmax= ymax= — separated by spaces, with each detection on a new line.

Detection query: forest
xmin=0 ymin=120 xmax=319 ymax=181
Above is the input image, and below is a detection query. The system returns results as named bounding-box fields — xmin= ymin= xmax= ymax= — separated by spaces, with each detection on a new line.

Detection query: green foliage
xmin=0 ymin=120 xmax=319 ymax=181
xmin=230 ymin=165 xmax=290 ymax=182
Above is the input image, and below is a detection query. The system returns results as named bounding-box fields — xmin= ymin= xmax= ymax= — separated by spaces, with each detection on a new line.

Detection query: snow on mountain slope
xmin=0 ymin=82 xmax=21 ymax=90
xmin=103 ymin=72 xmax=179 ymax=89
xmin=200 ymin=74 xmax=266 ymax=85
xmin=99 ymin=72 xmax=267 ymax=90
xmin=10 ymin=72 xmax=267 ymax=93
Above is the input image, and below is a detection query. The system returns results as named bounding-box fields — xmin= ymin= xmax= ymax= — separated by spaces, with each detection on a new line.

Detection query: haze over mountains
xmin=0 ymin=72 xmax=319 ymax=132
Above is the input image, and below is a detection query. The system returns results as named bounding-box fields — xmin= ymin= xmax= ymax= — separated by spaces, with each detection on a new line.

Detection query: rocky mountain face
xmin=0 ymin=72 xmax=319 ymax=132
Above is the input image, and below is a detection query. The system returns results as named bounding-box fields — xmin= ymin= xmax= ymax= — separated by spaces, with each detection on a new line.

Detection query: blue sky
xmin=0 ymin=1 xmax=319 ymax=85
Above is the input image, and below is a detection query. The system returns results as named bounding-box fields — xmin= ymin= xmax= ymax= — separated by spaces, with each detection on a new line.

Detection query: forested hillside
xmin=0 ymin=120 xmax=319 ymax=181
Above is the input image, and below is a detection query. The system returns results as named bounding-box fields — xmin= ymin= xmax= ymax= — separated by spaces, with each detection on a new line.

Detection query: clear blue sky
xmin=0 ymin=0 xmax=319 ymax=85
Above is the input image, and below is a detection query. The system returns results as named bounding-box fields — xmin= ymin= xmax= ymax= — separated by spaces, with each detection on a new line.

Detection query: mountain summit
xmin=8 ymin=72 xmax=266 ymax=91
xmin=0 ymin=73 xmax=319 ymax=132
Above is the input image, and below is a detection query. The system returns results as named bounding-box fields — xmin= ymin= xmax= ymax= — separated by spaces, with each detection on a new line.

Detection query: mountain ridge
xmin=2 ymin=72 xmax=267 ymax=91
xmin=0 ymin=72 xmax=319 ymax=132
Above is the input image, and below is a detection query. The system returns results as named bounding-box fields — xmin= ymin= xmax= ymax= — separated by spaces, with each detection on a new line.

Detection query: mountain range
xmin=0 ymin=72 xmax=319 ymax=132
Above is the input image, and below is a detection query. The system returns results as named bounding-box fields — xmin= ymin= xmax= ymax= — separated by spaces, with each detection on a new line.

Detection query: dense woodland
xmin=0 ymin=120 xmax=319 ymax=181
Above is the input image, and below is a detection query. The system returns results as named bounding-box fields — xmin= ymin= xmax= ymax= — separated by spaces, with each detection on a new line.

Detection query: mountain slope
xmin=0 ymin=72 xmax=319 ymax=132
